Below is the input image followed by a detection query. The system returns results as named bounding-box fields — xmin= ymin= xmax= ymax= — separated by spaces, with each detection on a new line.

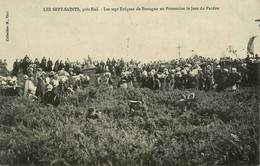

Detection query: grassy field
xmin=0 ymin=86 xmax=259 ymax=165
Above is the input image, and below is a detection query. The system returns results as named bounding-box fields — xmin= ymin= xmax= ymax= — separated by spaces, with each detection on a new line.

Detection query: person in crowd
xmin=240 ymin=63 xmax=249 ymax=86
xmin=175 ymin=72 xmax=184 ymax=90
xmin=58 ymin=60 xmax=65 ymax=71
xmin=36 ymin=74 xmax=46 ymax=100
xmin=146 ymin=71 xmax=155 ymax=90
xmin=86 ymin=107 xmax=100 ymax=122
xmin=13 ymin=59 xmax=19 ymax=76
xmin=81 ymin=75 xmax=90 ymax=89
xmin=217 ymin=68 xmax=229 ymax=92
xmin=197 ymin=68 xmax=204 ymax=90
xmin=43 ymin=84 xmax=56 ymax=105
xmin=54 ymin=60 xmax=60 ymax=72
xmin=34 ymin=58 xmax=40 ymax=69
xmin=213 ymin=65 xmax=222 ymax=85
xmin=168 ymin=70 xmax=176 ymax=90
xmin=47 ymin=58 xmax=53 ymax=72
xmin=186 ymin=71 xmax=198 ymax=89
xmin=1 ymin=54 xmax=259 ymax=101
xmin=23 ymin=75 xmax=36 ymax=97
xmin=21 ymin=58 xmax=29 ymax=74
xmin=129 ymin=99 xmax=149 ymax=119
xmin=65 ymin=61 xmax=70 ymax=72
xmin=153 ymin=74 xmax=161 ymax=90
xmin=119 ymin=79 xmax=128 ymax=89
xmin=41 ymin=57 xmax=47 ymax=71
xmin=204 ymin=65 xmax=213 ymax=91
xmin=51 ymin=80 xmax=61 ymax=106
xmin=229 ymin=68 xmax=241 ymax=91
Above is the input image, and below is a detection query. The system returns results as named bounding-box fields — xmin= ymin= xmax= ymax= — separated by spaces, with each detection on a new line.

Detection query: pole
xmin=127 ymin=37 xmax=131 ymax=56
xmin=177 ymin=45 xmax=182 ymax=59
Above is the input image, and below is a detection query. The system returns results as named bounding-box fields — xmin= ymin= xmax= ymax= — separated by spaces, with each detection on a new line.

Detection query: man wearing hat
xmin=47 ymin=58 xmax=53 ymax=72
xmin=54 ymin=60 xmax=60 ymax=72
xmin=41 ymin=57 xmax=47 ymax=71
xmin=58 ymin=60 xmax=65 ymax=71
xmin=13 ymin=59 xmax=19 ymax=76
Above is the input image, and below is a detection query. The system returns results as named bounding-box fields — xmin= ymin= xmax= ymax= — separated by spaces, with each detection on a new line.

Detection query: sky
xmin=0 ymin=0 xmax=259 ymax=70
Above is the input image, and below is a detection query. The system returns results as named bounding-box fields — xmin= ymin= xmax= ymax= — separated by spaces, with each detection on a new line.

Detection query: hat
xmin=11 ymin=76 xmax=17 ymax=82
xmin=150 ymin=69 xmax=156 ymax=76
xmin=85 ymin=75 xmax=90 ymax=81
xmin=49 ymin=71 xmax=55 ymax=76
xmin=231 ymin=68 xmax=237 ymax=72
xmin=6 ymin=76 xmax=11 ymax=81
xmin=52 ymin=80 xmax=59 ymax=87
xmin=181 ymin=70 xmax=187 ymax=75
xmin=46 ymin=84 xmax=53 ymax=91
xmin=189 ymin=71 xmax=196 ymax=77
xmin=105 ymin=66 xmax=109 ymax=71
xmin=104 ymin=72 xmax=111 ymax=77
xmin=79 ymin=74 xmax=84 ymax=78
xmin=1 ymin=81 xmax=7 ymax=85
xmin=170 ymin=69 xmax=176 ymax=73
xmin=193 ymin=64 xmax=200 ymax=69
xmin=28 ymin=68 xmax=34 ymax=72
xmin=142 ymin=71 xmax=148 ymax=77
xmin=121 ymin=72 xmax=126 ymax=77
xmin=185 ymin=67 xmax=190 ymax=72
xmin=223 ymin=68 xmax=229 ymax=72
xmin=176 ymin=71 xmax=182 ymax=76
xmin=176 ymin=67 xmax=181 ymax=71
xmin=216 ymin=65 xmax=221 ymax=69
xmin=23 ymin=75 xmax=29 ymax=80
xmin=59 ymin=76 xmax=68 ymax=82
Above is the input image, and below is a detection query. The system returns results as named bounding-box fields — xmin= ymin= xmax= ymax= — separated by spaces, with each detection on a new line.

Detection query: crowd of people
xmin=0 ymin=54 xmax=259 ymax=106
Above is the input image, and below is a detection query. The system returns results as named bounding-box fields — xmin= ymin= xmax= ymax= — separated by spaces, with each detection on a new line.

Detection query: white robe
xmin=24 ymin=80 xmax=36 ymax=97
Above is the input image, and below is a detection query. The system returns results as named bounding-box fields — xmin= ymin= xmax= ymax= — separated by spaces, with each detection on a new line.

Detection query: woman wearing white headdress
xmin=229 ymin=68 xmax=241 ymax=91
xmin=23 ymin=75 xmax=36 ymax=97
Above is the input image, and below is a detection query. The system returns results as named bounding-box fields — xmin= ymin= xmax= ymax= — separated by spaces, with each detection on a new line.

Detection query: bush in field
xmin=0 ymin=86 xmax=259 ymax=165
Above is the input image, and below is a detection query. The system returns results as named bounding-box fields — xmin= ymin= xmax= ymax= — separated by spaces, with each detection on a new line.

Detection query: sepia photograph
xmin=0 ymin=0 xmax=259 ymax=165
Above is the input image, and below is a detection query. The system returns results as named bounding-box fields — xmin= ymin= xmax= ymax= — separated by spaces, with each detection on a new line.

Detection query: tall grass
xmin=0 ymin=87 xmax=259 ymax=165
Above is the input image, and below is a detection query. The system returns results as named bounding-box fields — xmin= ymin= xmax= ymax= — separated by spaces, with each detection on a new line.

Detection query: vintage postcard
xmin=0 ymin=0 xmax=259 ymax=165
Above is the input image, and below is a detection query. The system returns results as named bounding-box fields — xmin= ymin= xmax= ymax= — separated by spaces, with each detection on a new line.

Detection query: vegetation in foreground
xmin=0 ymin=87 xmax=259 ymax=165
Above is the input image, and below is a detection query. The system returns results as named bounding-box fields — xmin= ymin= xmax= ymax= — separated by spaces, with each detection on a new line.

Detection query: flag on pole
xmin=226 ymin=45 xmax=237 ymax=54
xmin=247 ymin=36 xmax=257 ymax=55
xmin=226 ymin=45 xmax=238 ymax=59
